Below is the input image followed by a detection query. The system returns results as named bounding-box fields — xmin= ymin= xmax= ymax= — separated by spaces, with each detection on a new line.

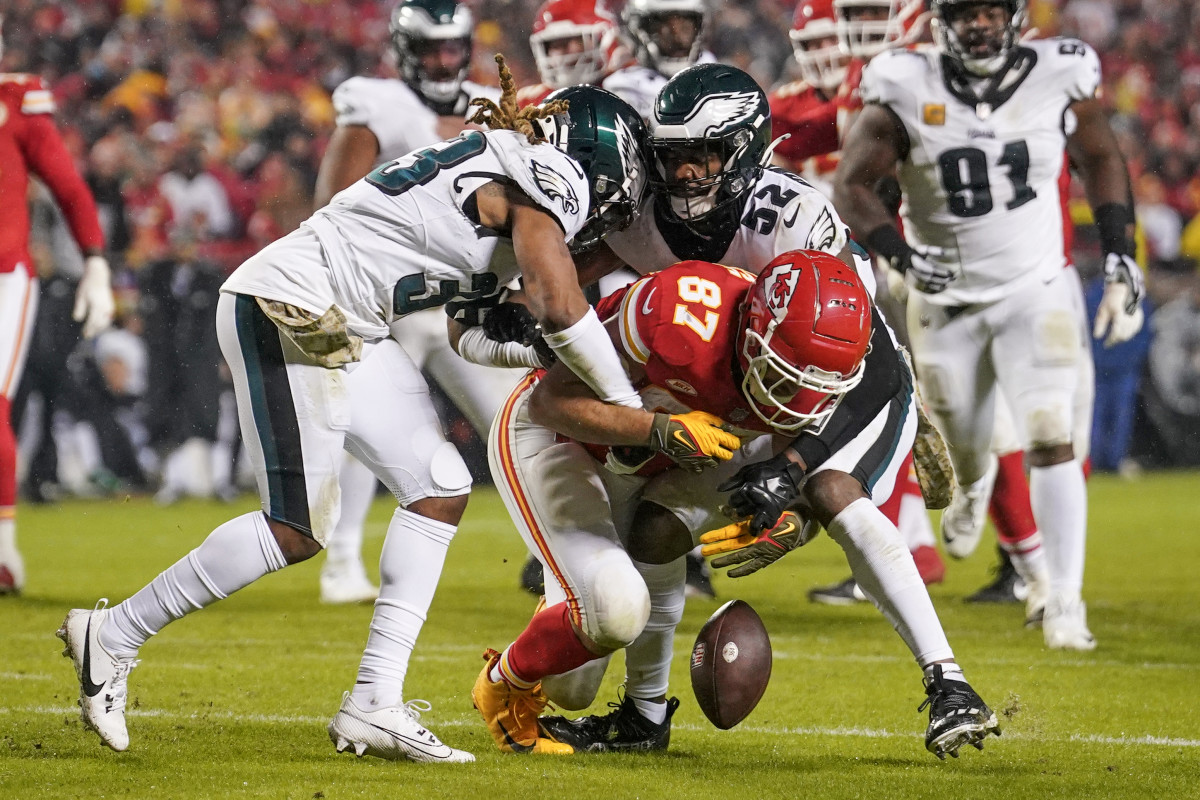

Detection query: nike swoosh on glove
xmin=648 ymin=411 xmax=741 ymax=473
xmin=700 ymin=510 xmax=816 ymax=577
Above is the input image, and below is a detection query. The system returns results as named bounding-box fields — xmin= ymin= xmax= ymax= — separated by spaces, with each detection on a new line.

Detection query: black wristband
xmin=863 ymin=224 xmax=912 ymax=269
xmin=1094 ymin=203 xmax=1134 ymax=256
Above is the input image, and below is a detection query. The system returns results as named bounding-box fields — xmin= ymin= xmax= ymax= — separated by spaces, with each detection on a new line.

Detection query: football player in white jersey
xmin=57 ymin=71 xmax=651 ymax=761
xmin=312 ymin=0 xmax=519 ymax=605
xmin=522 ymin=64 xmax=1000 ymax=759
xmin=833 ymin=0 xmax=1145 ymax=651
xmin=601 ymin=0 xmax=715 ymax=121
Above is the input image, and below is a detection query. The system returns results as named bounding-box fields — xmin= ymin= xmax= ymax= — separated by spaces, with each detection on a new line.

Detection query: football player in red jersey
xmin=517 ymin=0 xmax=627 ymax=108
xmin=0 ymin=26 xmax=114 ymax=595
xmin=474 ymin=250 xmax=1000 ymax=759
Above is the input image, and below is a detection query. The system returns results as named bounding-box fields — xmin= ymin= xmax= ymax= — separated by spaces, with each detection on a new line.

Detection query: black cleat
xmin=807 ymin=576 xmax=867 ymax=605
xmin=539 ymin=694 xmax=680 ymax=753
xmin=919 ymin=665 xmax=1001 ymax=759
xmin=519 ymin=555 xmax=545 ymax=596
xmin=685 ymin=551 xmax=716 ymax=599
xmin=964 ymin=551 xmax=1026 ymax=605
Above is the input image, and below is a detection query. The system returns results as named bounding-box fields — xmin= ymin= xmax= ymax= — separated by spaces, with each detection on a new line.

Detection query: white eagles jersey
xmin=861 ymin=39 xmax=1101 ymax=305
xmin=605 ymin=166 xmax=875 ymax=297
xmin=223 ymin=130 xmax=588 ymax=340
xmin=332 ymin=76 xmax=501 ymax=163
xmin=602 ymin=51 xmax=716 ymax=122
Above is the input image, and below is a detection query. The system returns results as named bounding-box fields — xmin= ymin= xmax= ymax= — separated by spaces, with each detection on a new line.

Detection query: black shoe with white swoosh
xmin=328 ymin=692 xmax=474 ymax=763
xmin=57 ymin=599 xmax=138 ymax=751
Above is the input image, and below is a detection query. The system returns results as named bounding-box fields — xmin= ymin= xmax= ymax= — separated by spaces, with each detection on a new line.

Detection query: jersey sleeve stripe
xmin=21 ymin=90 xmax=56 ymax=114
xmin=619 ymin=277 xmax=653 ymax=365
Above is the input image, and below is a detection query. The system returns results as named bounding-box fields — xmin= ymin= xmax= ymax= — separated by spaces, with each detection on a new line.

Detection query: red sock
xmin=500 ymin=603 xmax=600 ymax=687
xmin=988 ymin=451 xmax=1037 ymax=549
xmin=878 ymin=450 xmax=916 ymax=526
xmin=910 ymin=544 xmax=945 ymax=585
xmin=0 ymin=397 xmax=16 ymax=508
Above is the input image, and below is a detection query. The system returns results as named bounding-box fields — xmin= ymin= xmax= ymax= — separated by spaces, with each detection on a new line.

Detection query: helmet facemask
xmin=531 ymin=12 xmax=618 ymax=88
xmin=648 ymin=129 xmax=762 ymax=222
xmin=391 ymin=0 xmax=474 ymax=109
xmin=834 ymin=0 xmax=925 ymax=59
xmin=932 ymin=0 xmax=1024 ymax=76
xmin=790 ymin=7 xmax=848 ymax=94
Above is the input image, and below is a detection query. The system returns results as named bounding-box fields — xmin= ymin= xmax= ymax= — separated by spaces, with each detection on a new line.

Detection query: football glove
xmin=73 ymin=255 xmax=115 ymax=339
xmin=718 ymin=456 xmax=806 ymax=536
xmin=648 ymin=411 xmax=741 ymax=473
xmin=1093 ymin=254 xmax=1146 ymax=347
xmin=483 ymin=302 xmax=556 ymax=367
xmin=604 ymin=445 xmax=656 ymax=475
xmin=896 ymin=244 xmax=955 ymax=295
xmin=700 ymin=510 xmax=816 ymax=578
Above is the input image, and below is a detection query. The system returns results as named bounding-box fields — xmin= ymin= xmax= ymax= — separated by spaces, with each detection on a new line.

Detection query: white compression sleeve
xmin=542 ymin=307 xmax=642 ymax=409
xmin=455 ymin=326 xmax=544 ymax=369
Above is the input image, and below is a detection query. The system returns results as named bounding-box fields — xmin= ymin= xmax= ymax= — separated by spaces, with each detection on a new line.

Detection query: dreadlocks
xmin=467 ymin=53 xmax=569 ymax=145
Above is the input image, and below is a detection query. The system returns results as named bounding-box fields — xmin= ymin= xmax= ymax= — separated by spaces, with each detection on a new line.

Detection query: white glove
xmin=885 ymin=265 xmax=910 ymax=303
xmin=1092 ymin=281 xmax=1144 ymax=347
xmin=1101 ymin=252 xmax=1145 ymax=309
xmin=73 ymin=255 xmax=116 ymax=339
xmin=899 ymin=244 xmax=955 ymax=294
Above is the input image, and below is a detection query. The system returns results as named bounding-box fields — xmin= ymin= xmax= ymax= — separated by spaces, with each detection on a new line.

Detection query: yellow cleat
xmin=471 ymin=649 xmax=573 ymax=755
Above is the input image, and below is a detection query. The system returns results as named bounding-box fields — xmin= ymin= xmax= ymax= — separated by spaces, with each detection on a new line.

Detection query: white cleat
xmin=1043 ymin=595 xmax=1096 ymax=651
xmin=1022 ymin=573 xmax=1051 ymax=629
xmin=328 ymin=692 xmax=474 ymax=763
xmin=56 ymin=600 xmax=139 ymax=751
xmin=319 ymin=558 xmax=379 ymax=605
xmin=0 ymin=542 xmax=24 ymax=595
xmin=940 ymin=457 xmax=998 ymax=560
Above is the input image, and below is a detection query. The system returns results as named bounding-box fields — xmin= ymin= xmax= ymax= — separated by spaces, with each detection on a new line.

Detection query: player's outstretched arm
xmin=1068 ymin=98 xmax=1145 ymax=346
xmin=834 ymin=106 xmax=954 ymax=294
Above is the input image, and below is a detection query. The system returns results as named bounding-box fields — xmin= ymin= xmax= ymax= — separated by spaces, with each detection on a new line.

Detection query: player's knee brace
xmin=581 ymin=553 xmax=651 ymax=651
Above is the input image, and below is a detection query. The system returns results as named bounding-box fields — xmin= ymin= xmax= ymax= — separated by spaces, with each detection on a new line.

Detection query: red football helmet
xmin=737 ymin=250 xmax=872 ymax=433
xmin=530 ymin=0 xmax=622 ymax=89
xmin=833 ymin=0 xmax=926 ymax=59
xmin=790 ymin=0 xmax=848 ymax=94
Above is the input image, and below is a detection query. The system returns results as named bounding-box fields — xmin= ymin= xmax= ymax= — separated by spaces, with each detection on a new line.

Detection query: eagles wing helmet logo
xmin=766 ymin=263 xmax=799 ymax=321
xmin=684 ymin=91 xmax=760 ymax=137
xmin=615 ymin=115 xmax=646 ymax=199
xmin=531 ymin=160 xmax=580 ymax=216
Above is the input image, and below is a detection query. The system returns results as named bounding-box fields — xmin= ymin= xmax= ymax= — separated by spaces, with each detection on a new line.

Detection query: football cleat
xmin=964 ymin=552 xmax=1025 ymax=605
xmin=1043 ymin=595 xmax=1096 ymax=651
xmin=684 ymin=550 xmax=716 ymax=599
xmin=328 ymin=692 xmax=474 ymax=763
xmin=319 ymin=557 xmax=379 ymax=605
xmin=538 ymin=692 xmax=680 ymax=752
xmin=1022 ymin=574 xmax=1050 ymax=629
xmin=57 ymin=600 xmax=139 ymax=751
xmin=472 ymin=649 xmax=573 ymax=755
xmin=940 ymin=458 xmax=998 ymax=560
xmin=807 ymin=576 xmax=867 ymax=605
xmin=919 ymin=665 xmax=1001 ymax=759
xmin=0 ymin=537 xmax=24 ymax=595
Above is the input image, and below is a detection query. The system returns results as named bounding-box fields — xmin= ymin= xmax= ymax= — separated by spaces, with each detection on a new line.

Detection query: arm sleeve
xmin=21 ymin=114 xmax=105 ymax=253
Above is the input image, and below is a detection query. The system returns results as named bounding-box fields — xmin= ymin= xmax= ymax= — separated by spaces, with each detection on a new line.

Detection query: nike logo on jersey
xmin=81 ymin=617 xmax=106 ymax=698
xmin=641 ymin=286 xmax=657 ymax=316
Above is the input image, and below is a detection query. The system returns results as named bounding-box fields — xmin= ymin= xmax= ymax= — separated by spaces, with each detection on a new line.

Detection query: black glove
xmin=717 ymin=456 xmax=806 ymax=536
xmin=482 ymin=302 xmax=557 ymax=368
xmin=865 ymin=225 xmax=955 ymax=294
xmin=483 ymin=302 xmax=539 ymax=343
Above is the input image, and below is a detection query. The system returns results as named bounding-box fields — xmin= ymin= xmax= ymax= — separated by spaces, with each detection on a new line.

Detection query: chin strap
xmin=760 ymin=134 xmax=791 ymax=167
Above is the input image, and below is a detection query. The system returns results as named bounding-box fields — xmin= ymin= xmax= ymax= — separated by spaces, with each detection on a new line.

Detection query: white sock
xmin=102 ymin=512 xmax=288 ymax=658
xmin=897 ymin=492 xmax=936 ymax=549
xmin=1029 ymin=461 xmax=1087 ymax=600
xmin=0 ymin=514 xmax=14 ymax=551
xmin=827 ymin=498 xmax=954 ymax=666
xmin=350 ymin=507 xmax=455 ymax=710
xmin=632 ymin=696 xmax=667 ymax=724
xmin=325 ymin=455 xmax=376 ymax=565
xmin=623 ymin=558 xmax=685 ymax=700
xmin=1001 ymin=530 xmax=1050 ymax=586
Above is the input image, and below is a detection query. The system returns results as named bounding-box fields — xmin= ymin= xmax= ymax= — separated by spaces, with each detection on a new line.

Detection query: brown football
xmin=689 ymin=599 xmax=772 ymax=730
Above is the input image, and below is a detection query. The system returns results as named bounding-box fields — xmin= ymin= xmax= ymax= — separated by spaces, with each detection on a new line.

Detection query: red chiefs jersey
xmin=517 ymin=83 xmax=556 ymax=108
xmin=770 ymin=81 xmax=840 ymax=173
xmin=0 ymin=74 xmax=104 ymax=275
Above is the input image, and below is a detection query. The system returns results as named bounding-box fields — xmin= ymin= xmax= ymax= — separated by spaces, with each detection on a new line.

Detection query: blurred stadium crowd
xmin=6 ymin=0 xmax=1199 ymax=503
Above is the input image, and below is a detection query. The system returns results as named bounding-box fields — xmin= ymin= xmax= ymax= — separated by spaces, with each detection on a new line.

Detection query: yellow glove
xmin=700 ymin=510 xmax=816 ymax=578
xmin=648 ymin=411 xmax=741 ymax=473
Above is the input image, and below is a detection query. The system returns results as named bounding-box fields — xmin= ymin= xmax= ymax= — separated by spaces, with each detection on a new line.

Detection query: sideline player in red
xmin=517 ymin=0 xmax=627 ymax=108
xmin=0 ymin=41 xmax=113 ymax=595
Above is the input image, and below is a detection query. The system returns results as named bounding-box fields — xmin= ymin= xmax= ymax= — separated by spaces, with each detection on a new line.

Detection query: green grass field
xmin=3 ymin=472 xmax=1199 ymax=799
